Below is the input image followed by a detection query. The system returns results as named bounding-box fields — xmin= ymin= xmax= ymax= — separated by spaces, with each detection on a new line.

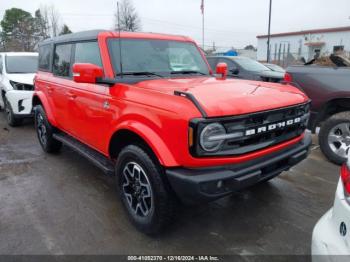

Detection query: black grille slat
xmin=193 ymin=102 xmax=310 ymax=157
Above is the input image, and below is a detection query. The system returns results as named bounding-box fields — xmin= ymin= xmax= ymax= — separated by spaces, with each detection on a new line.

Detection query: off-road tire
xmin=4 ymin=97 xmax=23 ymax=127
xmin=319 ymin=111 xmax=350 ymax=165
xmin=34 ymin=105 xmax=62 ymax=153
xmin=115 ymin=145 xmax=176 ymax=235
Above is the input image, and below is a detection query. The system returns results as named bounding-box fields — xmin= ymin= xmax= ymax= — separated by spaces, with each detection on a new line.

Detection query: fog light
xmin=18 ymin=100 xmax=25 ymax=112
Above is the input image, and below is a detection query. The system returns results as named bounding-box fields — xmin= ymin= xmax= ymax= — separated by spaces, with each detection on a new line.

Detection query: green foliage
xmin=59 ymin=24 xmax=72 ymax=35
xmin=0 ymin=6 xmax=71 ymax=51
xmin=0 ymin=8 xmax=35 ymax=51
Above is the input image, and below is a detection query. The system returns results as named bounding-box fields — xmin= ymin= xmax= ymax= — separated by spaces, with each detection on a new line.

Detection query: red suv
xmin=34 ymin=30 xmax=311 ymax=234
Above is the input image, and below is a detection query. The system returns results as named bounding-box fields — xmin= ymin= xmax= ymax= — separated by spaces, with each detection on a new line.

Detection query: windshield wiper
xmin=170 ymin=70 xmax=207 ymax=75
xmin=116 ymin=71 xmax=163 ymax=77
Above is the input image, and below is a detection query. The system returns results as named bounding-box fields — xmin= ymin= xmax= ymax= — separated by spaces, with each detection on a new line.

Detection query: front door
xmin=67 ymin=41 xmax=113 ymax=153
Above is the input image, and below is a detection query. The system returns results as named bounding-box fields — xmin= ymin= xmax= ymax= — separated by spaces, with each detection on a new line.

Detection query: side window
xmin=218 ymin=58 xmax=237 ymax=71
xmin=53 ymin=44 xmax=72 ymax=77
xmin=74 ymin=41 xmax=102 ymax=67
xmin=38 ymin=45 xmax=52 ymax=71
xmin=207 ymin=58 xmax=217 ymax=70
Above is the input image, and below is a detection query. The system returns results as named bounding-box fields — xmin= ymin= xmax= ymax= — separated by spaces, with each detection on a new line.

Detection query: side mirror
xmin=216 ymin=62 xmax=228 ymax=80
xmin=72 ymin=63 xmax=104 ymax=84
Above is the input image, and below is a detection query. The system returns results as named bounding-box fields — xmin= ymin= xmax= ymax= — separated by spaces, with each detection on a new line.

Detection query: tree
xmin=59 ymin=24 xmax=72 ymax=35
xmin=244 ymin=45 xmax=256 ymax=51
xmin=38 ymin=4 xmax=61 ymax=37
xmin=0 ymin=8 xmax=36 ymax=51
xmin=34 ymin=9 xmax=50 ymax=41
xmin=115 ymin=0 xmax=141 ymax=32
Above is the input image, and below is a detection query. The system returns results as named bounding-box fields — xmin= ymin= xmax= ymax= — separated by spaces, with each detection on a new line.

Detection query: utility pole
xmin=201 ymin=0 xmax=205 ymax=49
xmin=267 ymin=0 xmax=272 ymax=62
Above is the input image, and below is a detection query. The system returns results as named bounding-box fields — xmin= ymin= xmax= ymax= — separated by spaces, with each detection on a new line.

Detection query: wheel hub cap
xmin=328 ymin=123 xmax=350 ymax=158
xmin=122 ymin=162 xmax=153 ymax=217
xmin=36 ymin=113 xmax=47 ymax=145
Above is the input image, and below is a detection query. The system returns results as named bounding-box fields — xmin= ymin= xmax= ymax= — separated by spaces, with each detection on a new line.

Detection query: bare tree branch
xmin=115 ymin=0 xmax=141 ymax=32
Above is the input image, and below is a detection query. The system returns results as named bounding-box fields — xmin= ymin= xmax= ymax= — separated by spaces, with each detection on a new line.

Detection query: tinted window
xmin=0 ymin=56 xmax=3 ymax=74
xmin=38 ymin=45 xmax=51 ymax=71
xmin=5 ymin=56 xmax=38 ymax=74
xmin=53 ymin=44 xmax=72 ymax=77
xmin=74 ymin=41 xmax=102 ymax=67
xmin=218 ymin=58 xmax=237 ymax=71
xmin=206 ymin=57 xmax=217 ymax=70
xmin=232 ymin=57 xmax=269 ymax=72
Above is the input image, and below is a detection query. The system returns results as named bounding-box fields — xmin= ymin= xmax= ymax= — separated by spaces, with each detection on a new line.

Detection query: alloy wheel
xmin=36 ymin=113 xmax=47 ymax=146
xmin=121 ymin=162 xmax=153 ymax=217
xmin=328 ymin=122 xmax=350 ymax=158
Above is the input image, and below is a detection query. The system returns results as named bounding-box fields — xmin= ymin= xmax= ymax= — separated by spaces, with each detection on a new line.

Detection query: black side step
xmin=53 ymin=133 xmax=115 ymax=176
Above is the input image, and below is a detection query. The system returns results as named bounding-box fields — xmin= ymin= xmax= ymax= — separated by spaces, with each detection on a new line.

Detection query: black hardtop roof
xmin=39 ymin=29 xmax=107 ymax=46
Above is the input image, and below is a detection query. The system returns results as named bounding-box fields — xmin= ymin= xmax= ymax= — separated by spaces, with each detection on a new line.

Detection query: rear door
xmin=0 ymin=55 xmax=4 ymax=107
xmin=50 ymin=43 xmax=75 ymax=133
xmin=67 ymin=41 xmax=112 ymax=152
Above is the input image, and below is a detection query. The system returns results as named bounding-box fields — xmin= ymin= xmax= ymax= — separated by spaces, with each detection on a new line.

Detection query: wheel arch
xmin=313 ymin=98 xmax=350 ymax=131
xmin=32 ymin=92 xmax=57 ymax=126
xmin=108 ymin=125 xmax=179 ymax=167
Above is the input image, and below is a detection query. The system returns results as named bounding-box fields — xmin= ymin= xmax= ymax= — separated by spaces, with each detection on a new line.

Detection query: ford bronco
xmin=34 ymin=30 xmax=311 ymax=234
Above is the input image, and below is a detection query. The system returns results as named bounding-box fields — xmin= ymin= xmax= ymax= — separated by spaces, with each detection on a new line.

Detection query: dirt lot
xmin=0 ymin=114 xmax=339 ymax=256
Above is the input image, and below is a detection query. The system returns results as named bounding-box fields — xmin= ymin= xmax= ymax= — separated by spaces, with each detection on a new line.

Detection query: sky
xmin=1 ymin=0 xmax=350 ymax=49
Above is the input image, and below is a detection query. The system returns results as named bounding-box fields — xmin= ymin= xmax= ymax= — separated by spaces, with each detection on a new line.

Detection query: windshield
xmin=5 ymin=56 xmax=38 ymax=74
xmin=108 ymin=39 xmax=209 ymax=77
xmin=233 ymin=57 xmax=270 ymax=72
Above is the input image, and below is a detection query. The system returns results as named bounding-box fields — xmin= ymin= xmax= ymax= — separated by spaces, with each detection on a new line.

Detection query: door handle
xmin=66 ymin=91 xmax=77 ymax=99
xmin=46 ymin=86 xmax=54 ymax=93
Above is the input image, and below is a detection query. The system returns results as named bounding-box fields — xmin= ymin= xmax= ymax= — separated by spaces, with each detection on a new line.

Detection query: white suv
xmin=0 ymin=52 xmax=38 ymax=126
xmin=312 ymin=156 xmax=350 ymax=259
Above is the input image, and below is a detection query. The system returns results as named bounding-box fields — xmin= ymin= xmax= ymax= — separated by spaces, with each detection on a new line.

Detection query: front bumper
xmin=166 ymin=132 xmax=312 ymax=204
xmin=5 ymin=90 xmax=34 ymax=116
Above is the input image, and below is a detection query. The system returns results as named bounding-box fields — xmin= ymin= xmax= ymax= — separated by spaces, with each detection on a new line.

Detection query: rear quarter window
xmin=53 ymin=44 xmax=72 ymax=77
xmin=38 ymin=45 xmax=52 ymax=71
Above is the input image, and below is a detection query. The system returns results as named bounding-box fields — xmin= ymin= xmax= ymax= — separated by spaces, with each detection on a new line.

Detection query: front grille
xmin=191 ymin=102 xmax=310 ymax=157
xmin=16 ymin=84 xmax=34 ymax=91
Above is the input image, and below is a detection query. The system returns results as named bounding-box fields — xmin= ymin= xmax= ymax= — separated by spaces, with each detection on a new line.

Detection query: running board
xmin=53 ymin=133 xmax=115 ymax=176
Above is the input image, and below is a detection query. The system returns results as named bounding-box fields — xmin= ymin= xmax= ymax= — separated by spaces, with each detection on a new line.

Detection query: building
xmin=210 ymin=47 xmax=257 ymax=60
xmin=256 ymin=26 xmax=350 ymax=64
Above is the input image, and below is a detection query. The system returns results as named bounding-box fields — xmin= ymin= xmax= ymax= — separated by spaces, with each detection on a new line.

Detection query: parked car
xmin=0 ymin=52 xmax=38 ymax=126
xmin=206 ymin=56 xmax=284 ymax=82
xmin=263 ymin=63 xmax=285 ymax=73
xmin=34 ymin=30 xmax=311 ymax=234
xmin=312 ymin=155 xmax=350 ymax=258
xmin=286 ymin=65 xmax=350 ymax=165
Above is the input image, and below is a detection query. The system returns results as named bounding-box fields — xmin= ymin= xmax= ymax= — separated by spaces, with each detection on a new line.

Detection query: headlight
xmin=200 ymin=123 xmax=226 ymax=152
xmin=10 ymin=80 xmax=23 ymax=90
